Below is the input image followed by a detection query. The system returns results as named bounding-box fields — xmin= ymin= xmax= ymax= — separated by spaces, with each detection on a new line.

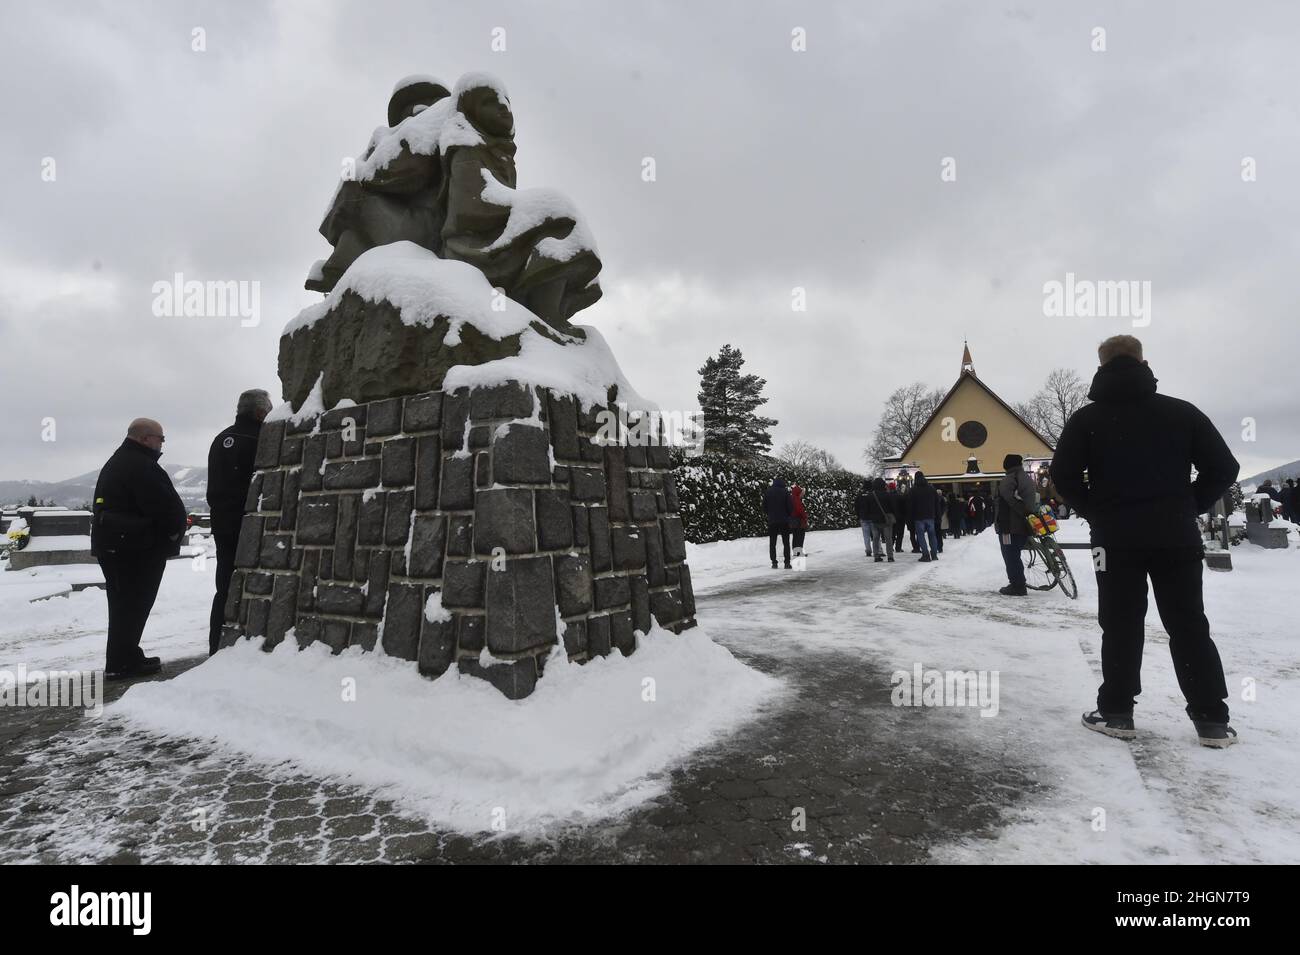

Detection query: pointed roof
xmin=961 ymin=340 xmax=975 ymax=376
xmin=899 ymin=357 xmax=1055 ymax=460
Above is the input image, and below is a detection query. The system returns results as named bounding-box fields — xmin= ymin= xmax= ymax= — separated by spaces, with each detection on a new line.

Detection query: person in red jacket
xmin=790 ymin=484 xmax=808 ymax=557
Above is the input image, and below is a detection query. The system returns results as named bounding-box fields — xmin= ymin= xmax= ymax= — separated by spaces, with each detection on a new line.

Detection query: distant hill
xmin=0 ymin=465 xmax=208 ymax=510
xmin=1240 ymin=459 xmax=1300 ymax=491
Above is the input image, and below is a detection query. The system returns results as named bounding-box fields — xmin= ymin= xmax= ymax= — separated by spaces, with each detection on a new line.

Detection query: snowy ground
xmin=1 ymin=519 xmax=1297 ymax=863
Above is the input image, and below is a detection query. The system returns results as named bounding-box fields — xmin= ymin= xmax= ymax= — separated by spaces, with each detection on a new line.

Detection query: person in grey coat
xmin=994 ymin=454 xmax=1038 ymax=595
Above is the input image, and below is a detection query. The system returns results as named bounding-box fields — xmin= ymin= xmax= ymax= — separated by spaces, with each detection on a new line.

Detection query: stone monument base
xmin=221 ymin=380 xmax=696 ymax=698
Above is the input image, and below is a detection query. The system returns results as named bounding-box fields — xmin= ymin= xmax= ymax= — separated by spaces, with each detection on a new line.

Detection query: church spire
xmin=961 ymin=340 xmax=975 ymax=377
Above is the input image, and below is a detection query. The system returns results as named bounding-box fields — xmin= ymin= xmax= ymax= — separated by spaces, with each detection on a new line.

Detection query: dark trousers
xmin=209 ymin=530 xmax=238 ymax=655
xmin=98 ymin=552 xmax=168 ymax=670
xmin=792 ymin=528 xmax=806 ymax=553
xmin=892 ymin=518 xmax=905 ymax=550
xmin=767 ymin=523 xmax=791 ymax=566
xmin=1095 ymin=547 xmax=1229 ymax=723
xmin=1000 ymin=533 xmax=1027 ymax=587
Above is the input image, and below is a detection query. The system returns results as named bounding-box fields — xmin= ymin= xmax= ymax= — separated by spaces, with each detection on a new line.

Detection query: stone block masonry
xmin=223 ymin=381 xmax=697 ymax=699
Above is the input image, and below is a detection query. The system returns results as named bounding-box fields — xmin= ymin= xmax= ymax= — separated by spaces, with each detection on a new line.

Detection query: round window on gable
xmin=957 ymin=420 xmax=988 ymax=449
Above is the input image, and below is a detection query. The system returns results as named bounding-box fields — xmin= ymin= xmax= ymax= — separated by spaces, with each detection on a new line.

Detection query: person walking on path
xmin=854 ymin=481 xmax=873 ymax=555
xmin=889 ymin=483 xmax=907 ymax=552
xmin=1051 ymin=335 xmax=1241 ymax=748
xmin=861 ymin=477 xmax=896 ymax=562
xmin=907 ymin=471 xmax=940 ymax=561
xmin=947 ymin=492 xmax=966 ymax=539
xmin=790 ymin=483 xmax=808 ymax=557
xmin=763 ymin=476 xmax=794 ymax=569
xmin=994 ymin=454 xmax=1037 ymax=596
xmin=90 ymin=417 xmax=188 ymax=680
xmin=207 ymin=388 xmax=271 ymax=656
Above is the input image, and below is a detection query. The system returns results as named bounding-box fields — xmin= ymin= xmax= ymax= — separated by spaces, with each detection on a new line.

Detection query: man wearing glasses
xmin=90 ymin=417 xmax=188 ymax=680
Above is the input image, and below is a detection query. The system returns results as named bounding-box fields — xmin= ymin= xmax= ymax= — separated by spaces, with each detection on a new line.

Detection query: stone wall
xmin=220 ymin=381 xmax=697 ymax=698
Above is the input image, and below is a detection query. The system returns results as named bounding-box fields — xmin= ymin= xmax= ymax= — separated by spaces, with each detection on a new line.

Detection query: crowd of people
xmin=1257 ymin=477 xmax=1300 ymax=523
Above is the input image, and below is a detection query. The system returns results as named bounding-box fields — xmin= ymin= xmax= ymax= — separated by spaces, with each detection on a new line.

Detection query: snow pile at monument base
xmin=112 ymin=622 xmax=782 ymax=833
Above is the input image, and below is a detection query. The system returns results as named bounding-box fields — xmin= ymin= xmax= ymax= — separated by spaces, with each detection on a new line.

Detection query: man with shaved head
xmin=90 ymin=416 xmax=188 ymax=679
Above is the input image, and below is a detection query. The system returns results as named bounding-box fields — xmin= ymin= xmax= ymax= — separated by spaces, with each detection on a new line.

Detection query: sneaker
xmin=771 ymin=561 xmax=778 ymax=570
xmin=1193 ymin=721 xmax=1238 ymax=748
xmin=874 ymin=556 xmax=883 ymax=563
xmin=919 ymin=555 xmax=932 ymax=562
xmin=783 ymin=562 xmax=792 ymax=570
xmin=1081 ymin=710 xmax=1136 ymax=740
xmin=998 ymin=583 xmax=1027 ymax=596
xmin=887 ymin=557 xmax=895 ymax=563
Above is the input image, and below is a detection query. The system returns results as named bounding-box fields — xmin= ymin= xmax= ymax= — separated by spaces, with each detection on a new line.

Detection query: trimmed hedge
xmin=672 ymin=451 xmax=866 ymax=544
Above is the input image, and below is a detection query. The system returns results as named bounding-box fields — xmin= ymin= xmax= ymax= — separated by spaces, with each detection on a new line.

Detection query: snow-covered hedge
xmin=672 ymin=452 xmax=864 ymax=544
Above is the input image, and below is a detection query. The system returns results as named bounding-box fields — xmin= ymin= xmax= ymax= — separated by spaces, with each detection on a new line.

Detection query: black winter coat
xmin=762 ymin=479 xmax=793 ymax=525
xmin=1050 ymin=356 xmax=1239 ymax=548
xmin=906 ymin=478 xmax=938 ymax=521
xmin=207 ymin=413 xmax=263 ymax=535
xmin=859 ymin=482 xmax=892 ymax=523
xmin=91 ymin=439 xmax=188 ymax=558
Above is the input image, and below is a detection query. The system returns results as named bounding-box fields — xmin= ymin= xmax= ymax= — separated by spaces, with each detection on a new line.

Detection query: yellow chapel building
xmin=881 ymin=344 xmax=1055 ymax=494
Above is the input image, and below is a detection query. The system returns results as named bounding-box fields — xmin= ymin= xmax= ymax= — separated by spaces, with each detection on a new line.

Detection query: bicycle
xmin=1022 ymin=528 xmax=1078 ymax=599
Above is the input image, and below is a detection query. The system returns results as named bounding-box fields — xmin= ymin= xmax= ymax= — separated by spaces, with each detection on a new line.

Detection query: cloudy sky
xmin=2 ymin=0 xmax=1298 ymax=483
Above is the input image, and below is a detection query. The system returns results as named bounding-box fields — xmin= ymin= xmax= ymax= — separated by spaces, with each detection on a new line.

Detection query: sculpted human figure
xmin=306 ymin=77 xmax=451 ymax=292
xmin=438 ymin=75 xmax=602 ymax=329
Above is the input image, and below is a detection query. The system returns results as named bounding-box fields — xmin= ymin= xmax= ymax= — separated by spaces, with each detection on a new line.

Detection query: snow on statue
xmin=306 ymin=72 xmax=601 ymax=333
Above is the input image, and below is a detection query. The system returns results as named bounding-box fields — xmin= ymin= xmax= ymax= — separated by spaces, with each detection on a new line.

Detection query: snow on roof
xmin=283 ymin=242 xmax=538 ymax=343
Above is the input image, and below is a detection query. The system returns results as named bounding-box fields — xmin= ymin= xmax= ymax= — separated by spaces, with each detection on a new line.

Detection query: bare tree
xmin=864 ymin=382 xmax=946 ymax=466
xmin=1016 ymin=368 xmax=1089 ymax=446
xmin=777 ymin=440 xmax=843 ymax=474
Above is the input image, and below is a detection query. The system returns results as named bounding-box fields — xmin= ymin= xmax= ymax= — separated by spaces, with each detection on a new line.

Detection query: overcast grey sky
xmin=2 ymin=0 xmax=1298 ymax=482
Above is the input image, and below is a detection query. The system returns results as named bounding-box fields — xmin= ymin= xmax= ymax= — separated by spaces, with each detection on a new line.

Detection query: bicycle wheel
xmin=1044 ymin=538 xmax=1078 ymax=599
xmin=1021 ymin=539 xmax=1056 ymax=591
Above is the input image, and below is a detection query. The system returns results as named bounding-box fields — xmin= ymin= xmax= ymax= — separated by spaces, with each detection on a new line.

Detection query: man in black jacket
xmin=1051 ymin=336 xmax=1240 ymax=748
xmin=762 ymin=476 xmax=793 ymax=569
xmin=207 ymin=389 xmax=272 ymax=654
xmin=91 ymin=418 xmax=189 ymax=679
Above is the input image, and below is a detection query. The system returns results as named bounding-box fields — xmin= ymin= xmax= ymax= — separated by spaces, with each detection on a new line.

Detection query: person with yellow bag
xmin=994 ymin=453 xmax=1038 ymax=596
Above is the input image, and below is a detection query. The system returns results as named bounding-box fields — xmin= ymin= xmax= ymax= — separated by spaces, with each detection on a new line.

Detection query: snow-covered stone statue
xmin=306 ymin=73 xmax=601 ymax=333
xmin=438 ymin=75 xmax=602 ymax=329
xmin=307 ymin=77 xmax=451 ymax=295
xmin=223 ymin=72 xmax=695 ymax=698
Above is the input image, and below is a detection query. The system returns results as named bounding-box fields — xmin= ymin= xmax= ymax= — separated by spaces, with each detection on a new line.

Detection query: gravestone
xmin=220 ymin=72 xmax=697 ymax=697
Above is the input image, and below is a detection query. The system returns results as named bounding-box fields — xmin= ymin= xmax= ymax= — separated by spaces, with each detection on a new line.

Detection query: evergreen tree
xmin=696 ymin=344 xmax=778 ymax=459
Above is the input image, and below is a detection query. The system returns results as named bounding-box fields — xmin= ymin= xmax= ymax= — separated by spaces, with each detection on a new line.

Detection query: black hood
xmin=1088 ymin=355 xmax=1158 ymax=403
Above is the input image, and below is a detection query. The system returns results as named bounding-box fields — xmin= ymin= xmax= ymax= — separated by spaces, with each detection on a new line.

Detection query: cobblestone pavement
xmin=0 ymin=550 xmax=1048 ymax=864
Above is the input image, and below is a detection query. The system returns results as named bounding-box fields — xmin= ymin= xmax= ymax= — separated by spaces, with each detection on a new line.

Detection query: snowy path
xmin=1 ymin=522 xmax=1296 ymax=863
xmin=690 ymin=524 xmax=1300 ymax=864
